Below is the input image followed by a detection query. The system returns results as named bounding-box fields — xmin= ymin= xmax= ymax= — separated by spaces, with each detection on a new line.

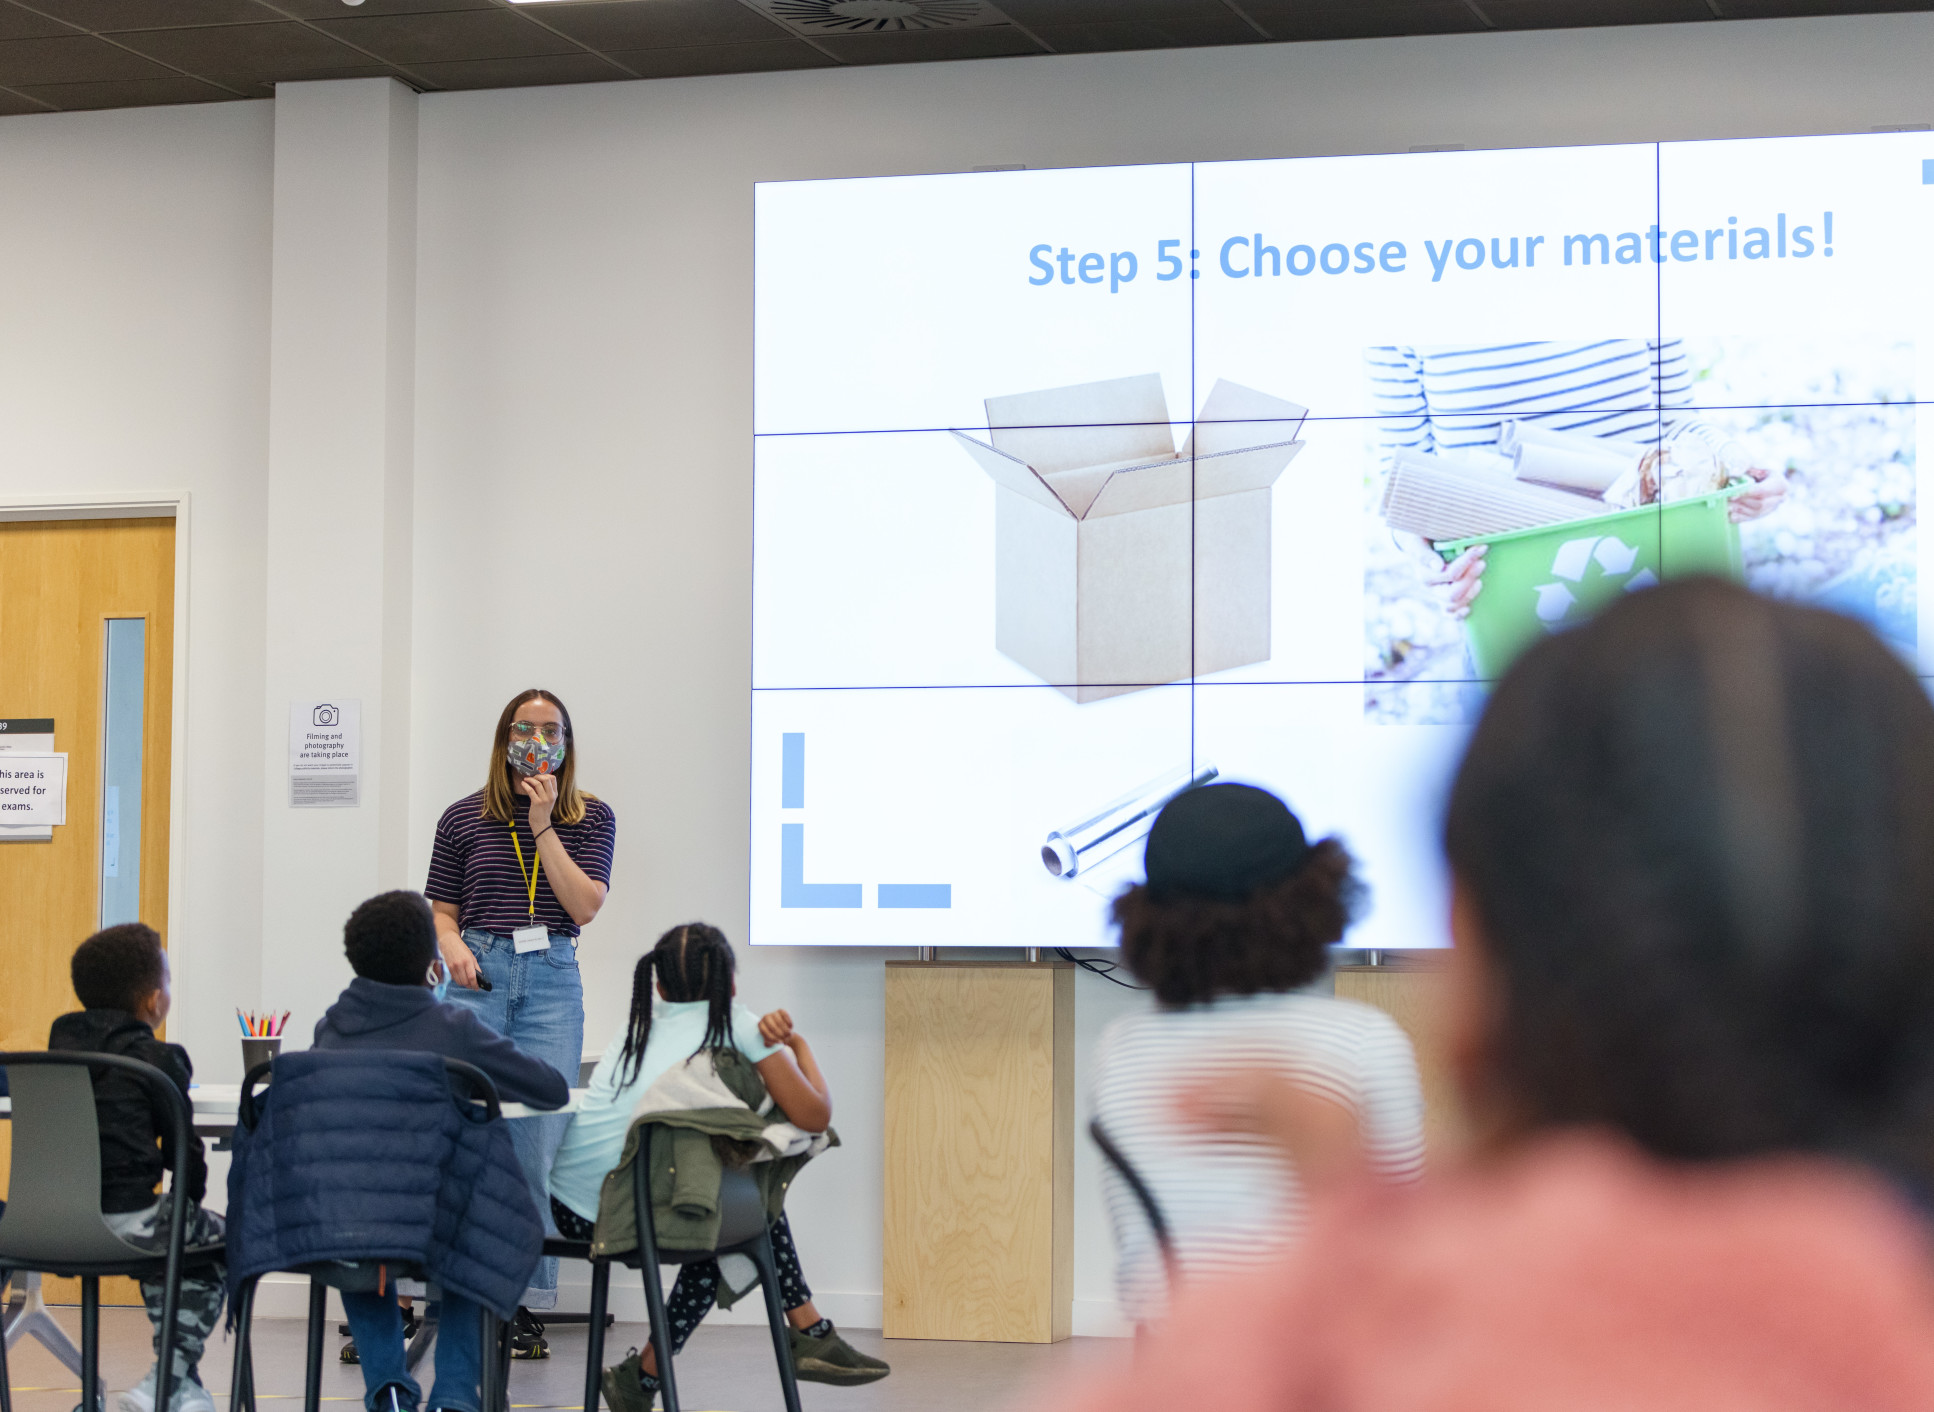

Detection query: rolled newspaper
xmin=1042 ymin=763 xmax=1218 ymax=879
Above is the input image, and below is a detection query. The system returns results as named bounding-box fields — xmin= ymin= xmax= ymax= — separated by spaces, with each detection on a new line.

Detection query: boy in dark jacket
xmin=314 ymin=891 xmax=568 ymax=1412
xmin=49 ymin=924 xmax=224 ymax=1412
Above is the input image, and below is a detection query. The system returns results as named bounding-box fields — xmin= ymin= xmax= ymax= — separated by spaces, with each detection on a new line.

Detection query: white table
xmin=1 ymin=1085 xmax=586 ymax=1386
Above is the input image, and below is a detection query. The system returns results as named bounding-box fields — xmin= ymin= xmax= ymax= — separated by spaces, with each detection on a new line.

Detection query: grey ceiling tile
xmin=999 ymin=0 xmax=1258 ymax=22
xmin=0 ymin=33 xmax=179 ymax=82
xmin=16 ymin=74 xmax=237 ymax=106
xmin=1480 ymin=0 xmax=1713 ymax=24
xmin=513 ymin=0 xmax=788 ymax=50
xmin=606 ymin=37 xmax=837 ymax=75
xmin=1718 ymin=0 xmax=1934 ymax=12
xmin=17 ymin=0 xmax=274 ymax=29
xmin=0 ymin=4 xmax=85 ymax=39
xmin=269 ymin=0 xmax=495 ymax=16
xmin=1241 ymin=2 xmax=1489 ymax=39
xmin=113 ymin=20 xmax=374 ymax=73
xmin=806 ymin=25 xmax=1047 ymax=62
xmin=310 ymin=8 xmax=584 ymax=62
xmin=404 ymin=48 xmax=623 ymax=87
xmin=0 ymin=81 xmax=53 ymax=110
xmin=1028 ymin=15 xmax=1265 ymax=48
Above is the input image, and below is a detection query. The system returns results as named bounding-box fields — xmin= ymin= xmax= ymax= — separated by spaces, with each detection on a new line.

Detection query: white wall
xmin=10 ymin=9 xmax=1934 ymax=1335
xmin=0 ymin=99 xmax=274 ymax=1066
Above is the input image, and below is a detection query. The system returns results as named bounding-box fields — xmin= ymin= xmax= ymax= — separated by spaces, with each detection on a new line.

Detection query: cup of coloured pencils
xmin=240 ymin=1009 xmax=289 ymax=1075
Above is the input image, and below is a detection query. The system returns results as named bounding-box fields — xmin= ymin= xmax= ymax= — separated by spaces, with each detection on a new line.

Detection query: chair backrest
xmin=0 ymin=1053 xmax=188 ymax=1264
xmin=632 ymin=1124 xmax=773 ymax=1261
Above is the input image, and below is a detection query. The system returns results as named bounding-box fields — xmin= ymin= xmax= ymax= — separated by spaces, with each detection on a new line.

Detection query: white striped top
xmin=1366 ymin=338 xmax=1693 ymax=460
xmin=1092 ymin=991 xmax=1426 ymax=1324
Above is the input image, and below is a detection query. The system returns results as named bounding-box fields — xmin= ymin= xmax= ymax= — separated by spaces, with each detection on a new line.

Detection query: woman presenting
xmin=426 ymin=687 xmax=615 ymax=1356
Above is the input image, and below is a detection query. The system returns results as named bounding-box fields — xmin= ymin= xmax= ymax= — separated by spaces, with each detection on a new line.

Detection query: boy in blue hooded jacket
xmin=314 ymin=890 xmax=568 ymax=1412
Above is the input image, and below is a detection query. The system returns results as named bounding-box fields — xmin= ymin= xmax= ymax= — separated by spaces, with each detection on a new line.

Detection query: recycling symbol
xmin=1533 ymin=535 xmax=1659 ymax=628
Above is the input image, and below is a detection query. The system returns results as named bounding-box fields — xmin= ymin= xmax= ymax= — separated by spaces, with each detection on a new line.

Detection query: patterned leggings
xmin=102 ymin=1200 xmax=228 ymax=1386
xmin=549 ymin=1198 xmax=811 ymax=1354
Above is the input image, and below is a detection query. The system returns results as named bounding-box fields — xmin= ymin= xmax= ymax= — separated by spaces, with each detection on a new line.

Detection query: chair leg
xmin=582 ymin=1264 xmax=610 ymax=1412
xmin=79 ymin=1278 xmax=101 ymax=1412
xmin=0 ymin=1268 xmax=12 ymax=1412
xmin=636 ymin=1261 xmax=680 ymax=1412
xmin=228 ymin=1279 xmax=258 ymax=1412
xmin=304 ymin=1280 xmax=327 ymax=1412
xmin=747 ymin=1233 xmax=803 ymax=1412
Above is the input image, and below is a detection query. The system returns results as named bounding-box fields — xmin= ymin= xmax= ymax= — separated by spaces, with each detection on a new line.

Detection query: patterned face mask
xmin=506 ymin=731 xmax=566 ymax=778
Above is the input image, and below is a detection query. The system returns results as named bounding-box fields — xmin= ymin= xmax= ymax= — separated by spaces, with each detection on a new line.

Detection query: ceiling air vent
xmin=748 ymin=0 xmax=1012 ymax=35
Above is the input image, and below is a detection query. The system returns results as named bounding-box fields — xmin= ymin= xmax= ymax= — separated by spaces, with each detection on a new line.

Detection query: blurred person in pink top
xmin=1046 ymin=577 xmax=1934 ymax=1412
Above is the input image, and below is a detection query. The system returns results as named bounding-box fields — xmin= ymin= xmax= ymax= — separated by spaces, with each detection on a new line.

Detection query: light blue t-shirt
xmin=547 ymin=998 xmax=780 ymax=1222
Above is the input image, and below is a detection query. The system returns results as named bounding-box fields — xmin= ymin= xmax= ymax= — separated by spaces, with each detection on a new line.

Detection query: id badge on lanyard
xmin=510 ymin=825 xmax=551 ymax=953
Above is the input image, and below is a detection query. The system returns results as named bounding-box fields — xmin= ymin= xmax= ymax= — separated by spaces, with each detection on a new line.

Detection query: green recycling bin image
xmin=1361 ymin=337 xmax=1915 ymax=725
xmin=1437 ymin=489 xmax=1745 ymax=680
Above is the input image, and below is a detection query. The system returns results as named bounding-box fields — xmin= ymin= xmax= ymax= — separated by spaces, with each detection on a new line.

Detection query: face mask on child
xmin=427 ymin=957 xmax=451 ymax=1003
xmin=506 ymin=728 xmax=566 ymax=779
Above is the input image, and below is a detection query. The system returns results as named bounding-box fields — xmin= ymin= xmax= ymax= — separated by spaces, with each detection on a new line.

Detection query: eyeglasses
xmin=510 ymin=721 xmax=564 ymax=744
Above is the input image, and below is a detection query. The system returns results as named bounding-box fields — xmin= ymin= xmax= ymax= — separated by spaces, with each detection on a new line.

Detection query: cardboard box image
xmin=952 ymin=375 xmax=1306 ymax=703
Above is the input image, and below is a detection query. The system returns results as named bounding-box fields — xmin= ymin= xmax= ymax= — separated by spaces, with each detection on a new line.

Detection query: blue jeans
xmin=340 ymin=1290 xmax=482 ymax=1412
xmin=443 ymin=926 xmax=584 ymax=1309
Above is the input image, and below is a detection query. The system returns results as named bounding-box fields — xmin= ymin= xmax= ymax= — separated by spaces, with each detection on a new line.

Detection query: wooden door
xmin=0 ymin=516 xmax=176 ymax=1305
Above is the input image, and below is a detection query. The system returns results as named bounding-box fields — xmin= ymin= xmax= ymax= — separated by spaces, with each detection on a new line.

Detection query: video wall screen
xmin=751 ymin=135 xmax=1926 ymax=949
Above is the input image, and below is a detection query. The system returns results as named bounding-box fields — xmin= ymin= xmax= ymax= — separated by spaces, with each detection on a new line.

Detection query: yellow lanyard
xmin=510 ymin=824 xmax=542 ymax=920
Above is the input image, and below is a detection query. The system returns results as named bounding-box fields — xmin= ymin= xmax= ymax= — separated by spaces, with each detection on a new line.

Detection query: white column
xmin=260 ymin=78 xmax=417 ymax=1035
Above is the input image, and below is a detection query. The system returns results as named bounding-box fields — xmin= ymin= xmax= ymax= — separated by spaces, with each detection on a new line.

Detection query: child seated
xmin=49 ymin=924 xmax=224 ymax=1412
xmin=313 ymin=890 xmax=569 ymax=1412
xmin=547 ymin=922 xmax=887 ymax=1410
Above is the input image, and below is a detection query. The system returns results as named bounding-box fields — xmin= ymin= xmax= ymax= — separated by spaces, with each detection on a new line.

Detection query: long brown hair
xmin=481 ymin=688 xmax=590 ymax=826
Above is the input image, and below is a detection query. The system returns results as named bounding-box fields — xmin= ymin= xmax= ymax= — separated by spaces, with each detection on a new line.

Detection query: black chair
xmin=618 ymin=1124 xmax=801 ymax=1412
xmin=534 ymin=1236 xmax=610 ymax=1412
xmin=226 ymin=1057 xmax=520 ymax=1412
xmin=0 ymin=1051 xmax=225 ymax=1412
xmin=1090 ymin=1119 xmax=1179 ymax=1294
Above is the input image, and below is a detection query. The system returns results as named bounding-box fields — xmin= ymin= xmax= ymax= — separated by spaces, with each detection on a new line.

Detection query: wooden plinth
xmin=1334 ymin=956 xmax=1466 ymax=1159
xmin=883 ymin=961 xmax=1073 ymax=1343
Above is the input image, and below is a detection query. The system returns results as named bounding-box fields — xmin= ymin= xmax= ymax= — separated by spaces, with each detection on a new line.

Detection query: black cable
xmin=1054 ymin=947 xmax=1147 ymax=990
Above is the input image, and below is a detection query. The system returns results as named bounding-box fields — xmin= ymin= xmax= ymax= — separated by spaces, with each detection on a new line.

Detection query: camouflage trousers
xmin=103 ymin=1200 xmax=227 ymax=1385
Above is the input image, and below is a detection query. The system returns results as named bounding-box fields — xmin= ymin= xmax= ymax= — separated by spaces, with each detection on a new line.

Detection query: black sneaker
xmin=789 ymin=1322 xmax=891 ymax=1386
xmin=509 ymin=1308 xmax=549 ymax=1361
xmin=340 ymin=1338 xmax=359 ymax=1365
xmin=598 ymin=1349 xmax=654 ymax=1412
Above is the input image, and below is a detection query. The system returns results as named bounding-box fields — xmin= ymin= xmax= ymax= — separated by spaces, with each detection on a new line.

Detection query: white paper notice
xmin=0 ymin=718 xmax=57 ymax=840
xmin=290 ymin=699 xmax=361 ymax=809
xmin=0 ymin=752 xmax=67 ymax=828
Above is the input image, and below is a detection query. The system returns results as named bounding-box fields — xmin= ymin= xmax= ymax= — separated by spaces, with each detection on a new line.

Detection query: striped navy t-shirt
xmin=425 ymin=790 xmax=616 ymax=937
xmin=1366 ymin=338 xmax=1693 ymax=459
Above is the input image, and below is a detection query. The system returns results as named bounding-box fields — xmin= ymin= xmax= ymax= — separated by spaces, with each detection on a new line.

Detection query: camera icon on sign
xmin=312 ymin=704 xmax=341 ymax=727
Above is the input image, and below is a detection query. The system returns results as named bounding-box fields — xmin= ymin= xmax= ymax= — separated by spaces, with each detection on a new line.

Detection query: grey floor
xmin=2 ymin=1306 xmax=1108 ymax=1412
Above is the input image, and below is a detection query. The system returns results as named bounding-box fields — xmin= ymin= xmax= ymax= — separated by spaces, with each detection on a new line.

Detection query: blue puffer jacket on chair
xmin=225 ymin=1049 xmax=543 ymax=1319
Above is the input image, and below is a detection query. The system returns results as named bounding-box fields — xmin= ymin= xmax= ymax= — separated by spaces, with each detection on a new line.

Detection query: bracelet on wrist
xmin=534 ymin=823 xmax=557 ymax=842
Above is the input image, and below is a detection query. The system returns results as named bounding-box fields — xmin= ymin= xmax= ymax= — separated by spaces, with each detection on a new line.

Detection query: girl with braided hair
xmin=546 ymin=923 xmax=887 ymax=1406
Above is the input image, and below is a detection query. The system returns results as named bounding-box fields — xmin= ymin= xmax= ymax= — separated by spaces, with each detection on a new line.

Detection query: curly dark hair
xmin=1445 ymin=577 xmax=1934 ymax=1181
xmin=1112 ymin=838 xmax=1363 ymax=1006
xmin=72 ymin=923 xmax=165 ymax=1013
xmin=343 ymin=890 xmax=438 ymax=987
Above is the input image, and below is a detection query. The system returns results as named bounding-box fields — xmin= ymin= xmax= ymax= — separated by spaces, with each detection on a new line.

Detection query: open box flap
xmin=951 ymin=432 xmax=1075 ymax=517
xmin=1083 ymin=458 xmax=1194 ymax=519
xmin=986 ymin=373 xmax=1175 ymax=474
xmin=1183 ymin=379 xmax=1308 ymax=457
xmin=1194 ymin=440 xmax=1304 ymax=500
